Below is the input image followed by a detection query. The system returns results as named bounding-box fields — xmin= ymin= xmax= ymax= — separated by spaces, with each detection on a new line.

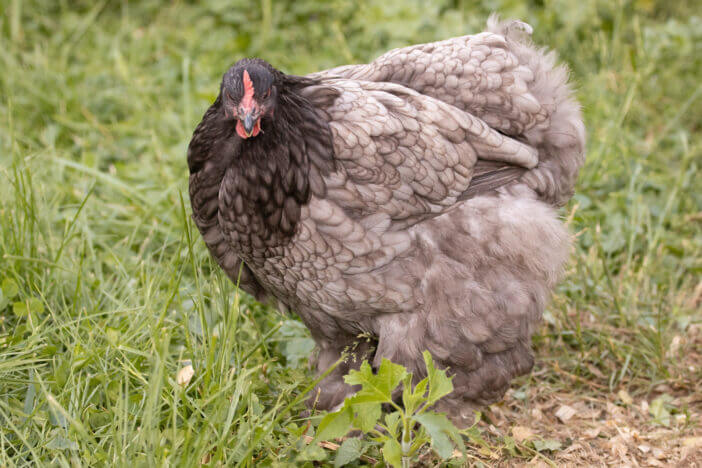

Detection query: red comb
xmin=241 ymin=70 xmax=255 ymax=110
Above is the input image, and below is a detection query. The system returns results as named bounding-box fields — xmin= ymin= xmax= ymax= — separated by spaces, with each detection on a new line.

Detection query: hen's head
xmin=221 ymin=59 xmax=279 ymax=139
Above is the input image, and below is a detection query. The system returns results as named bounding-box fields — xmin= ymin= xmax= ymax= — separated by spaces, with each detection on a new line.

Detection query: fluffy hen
xmin=187 ymin=17 xmax=585 ymax=426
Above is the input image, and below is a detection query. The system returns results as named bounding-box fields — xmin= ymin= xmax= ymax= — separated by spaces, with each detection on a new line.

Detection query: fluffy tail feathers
xmin=489 ymin=15 xmax=586 ymax=207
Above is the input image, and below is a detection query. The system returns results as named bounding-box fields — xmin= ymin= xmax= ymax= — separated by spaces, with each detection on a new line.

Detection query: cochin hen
xmin=187 ymin=17 xmax=585 ymax=427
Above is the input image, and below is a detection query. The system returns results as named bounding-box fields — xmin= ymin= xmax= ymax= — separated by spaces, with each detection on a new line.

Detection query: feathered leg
xmin=306 ymin=333 xmax=375 ymax=412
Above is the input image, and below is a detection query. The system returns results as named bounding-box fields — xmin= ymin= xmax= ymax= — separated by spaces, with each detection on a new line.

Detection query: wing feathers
xmin=308 ymin=79 xmax=536 ymax=227
xmin=458 ymin=161 xmax=526 ymax=201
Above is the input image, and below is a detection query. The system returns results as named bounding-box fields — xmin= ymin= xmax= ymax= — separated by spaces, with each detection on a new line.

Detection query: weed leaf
xmin=402 ymin=374 xmax=428 ymax=414
xmin=423 ymin=351 xmax=453 ymax=406
xmin=46 ymin=435 xmax=78 ymax=451
xmin=344 ymin=359 xmax=406 ymax=403
xmin=315 ymin=405 xmax=353 ymax=441
xmin=382 ymin=437 xmax=403 ymax=468
xmin=1 ymin=278 xmax=19 ymax=299
xmin=350 ymin=401 xmax=382 ymax=433
xmin=414 ymin=412 xmax=461 ymax=459
xmin=533 ymin=438 xmax=562 ymax=452
xmin=334 ymin=437 xmax=363 ymax=467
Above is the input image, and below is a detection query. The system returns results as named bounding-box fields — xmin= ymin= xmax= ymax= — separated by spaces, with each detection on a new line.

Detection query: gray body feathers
xmin=188 ymin=17 xmax=585 ymax=426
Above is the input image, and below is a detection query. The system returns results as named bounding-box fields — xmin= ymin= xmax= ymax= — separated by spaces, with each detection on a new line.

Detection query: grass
xmin=0 ymin=0 xmax=700 ymax=466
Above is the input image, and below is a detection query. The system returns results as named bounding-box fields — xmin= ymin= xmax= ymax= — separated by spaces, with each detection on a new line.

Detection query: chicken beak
xmin=242 ymin=113 xmax=256 ymax=137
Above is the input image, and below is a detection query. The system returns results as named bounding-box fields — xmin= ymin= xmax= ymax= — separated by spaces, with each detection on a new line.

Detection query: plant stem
xmin=401 ymin=415 xmax=412 ymax=467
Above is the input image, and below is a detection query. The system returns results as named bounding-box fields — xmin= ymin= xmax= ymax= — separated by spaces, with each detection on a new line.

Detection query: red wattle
xmin=236 ymin=120 xmax=247 ymax=138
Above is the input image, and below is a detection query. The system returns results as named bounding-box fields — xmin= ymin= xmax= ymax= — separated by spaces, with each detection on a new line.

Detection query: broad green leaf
xmin=382 ymin=437 xmax=403 ymax=468
xmin=423 ymin=351 xmax=453 ymax=406
xmin=28 ymin=297 xmax=44 ymax=315
xmin=413 ymin=412 xmax=461 ymax=459
xmin=46 ymin=435 xmax=78 ymax=450
xmin=344 ymin=359 xmax=407 ymax=404
xmin=279 ymin=320 xmax=316 ymax=368
xmin=282 ymin=336 xmax=315 ymax=368
xmin=403 ymin=376 xmax=428 ymax=414
xmin=649 ymin=395 xmax=673 ymax=426
xmin=12 ymin=298 xmax=44 ymax=319
xmin=105 ymin=327 xmax=120 ymax=347
xmin=1 ymin=278 xmax=19 ymax=299
xmin=533 ymin=438 xmax=562 ymax=452
xmin=297 ymin=443 xmax=327 ymax=462
xmin=334 ymin=438 xmax=363 ymax=467
xmin=13 ymin=301 xmax=27 ymax=316
xmin=315 ymin=405 xmax=352 ymax=441
xmin=401 ymin=373 xmax=413 ymax=410
xmin=349 ymin=401 xmax=381 ymax=433
xmin=343 ymin=392 xmax=386 ymax=405
xmin=384 ymin=412 xmax=402 ymax=438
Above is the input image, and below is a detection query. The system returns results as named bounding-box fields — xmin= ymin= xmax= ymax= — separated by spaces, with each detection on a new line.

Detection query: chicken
xmin=187 ymin=16 xmax=585 ymax=427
